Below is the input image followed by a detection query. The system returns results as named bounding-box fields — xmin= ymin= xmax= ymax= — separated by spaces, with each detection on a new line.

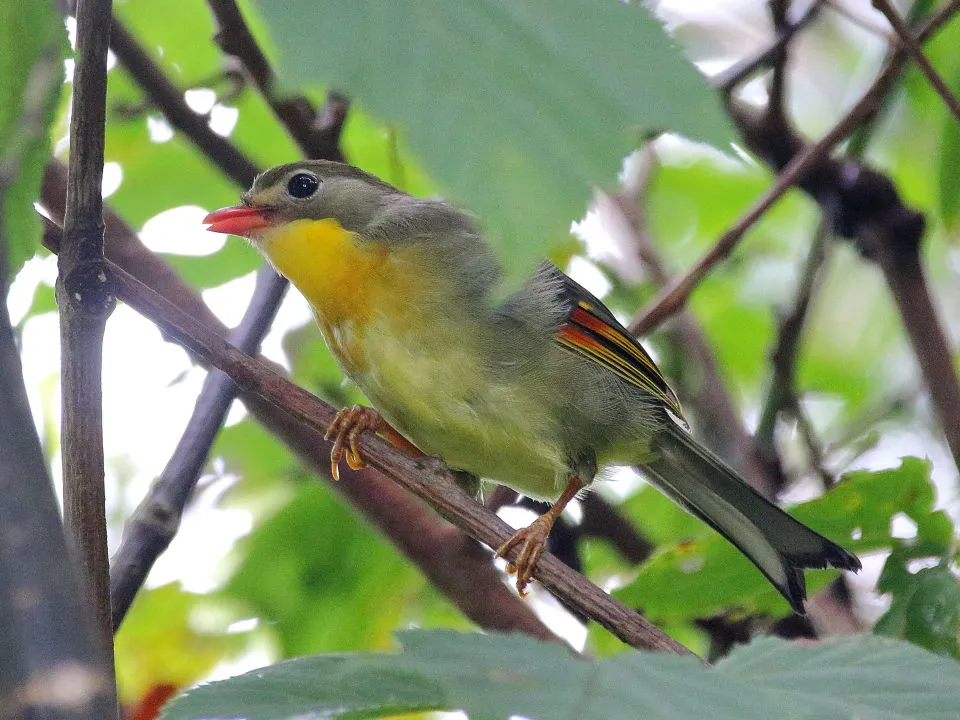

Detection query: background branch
xmin=58 ymin=0 xmax=118 ymax=708
xmin=630 ymin=1 xmax=957 ymax=336
xmin=206 ymin=0 xmax=348 ymax=161
xmin=872 ymin=0 xmax=960 ymax=125
xmin=0 ymin=68 xmax=115 ymax=715
xmin=108 ymin=18 xmax=259 ymax=187
xmin=109 ymin=265 xmax=286 ymax=629
xmin=724 ymin=2 xmax=960 ymax=473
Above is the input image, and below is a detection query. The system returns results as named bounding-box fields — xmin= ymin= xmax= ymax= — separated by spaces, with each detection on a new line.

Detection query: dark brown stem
xmin=630 ymin=0 xmax=960 ymax=337
xmin=206 ymin=0 xmax=348 ymax=161
xmin=109 ymin=18 xmax=259 ymax=187
xmin=57 ymin=0 xmax=118 ymax=709
xmin=872 ymin=230 xmax=960 ymax=470
xmin=109 ymin=266 xmax=287 ymax=629
xmin=0 ymin=235 xmax=115 ymax=715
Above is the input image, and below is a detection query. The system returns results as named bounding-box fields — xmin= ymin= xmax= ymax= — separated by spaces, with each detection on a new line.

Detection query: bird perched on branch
xmin=204 ymin=160 xmax=860 ymax=611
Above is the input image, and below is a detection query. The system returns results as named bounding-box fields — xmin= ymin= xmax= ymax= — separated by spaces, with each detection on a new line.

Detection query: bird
xmin=204 ymin=160 xmax=861 ymax=611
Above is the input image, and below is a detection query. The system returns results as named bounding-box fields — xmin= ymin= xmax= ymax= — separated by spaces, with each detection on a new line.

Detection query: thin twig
xmin=109 ymin=266 xmax=287 ymax=629
xmin=714 ymin=0 xmax=825 ymax=92
xmin=630 ymin=0 xmax=959 ymax=336
xmin=787 ymin=392 xmax=835 ymax=488
xmin=603 ymin=146 xmax=781 ymax=496
xmin=109 ymin=18 xmax=259 ymax=187
xmin=206 ymin=0 xmax=348 ymax=161
xmin=755 ymin=220 xmax=830 ymax=460
xmin=58 ymin=0 xmax=119 ymax=708
xmin=872 ymin=0 xmax=960 ymax=126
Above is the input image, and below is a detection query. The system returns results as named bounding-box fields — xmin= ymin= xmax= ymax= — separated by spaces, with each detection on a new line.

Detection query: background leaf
xmin=162 ymin=629 xmax=960 ymax=720
xmin=252 ymin=0 xmax=734 ymax=275
xmin=0 ymin=1 xmax=65 ymax=281
xmin=615 ymin=459 xmax=947 ymax=620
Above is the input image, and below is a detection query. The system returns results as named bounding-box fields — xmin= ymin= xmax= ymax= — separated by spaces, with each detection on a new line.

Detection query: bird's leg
xmin=324 ymin=405 xmax=422 ymax=480
xmin=496 ymin=476 xmax=585 ymax=596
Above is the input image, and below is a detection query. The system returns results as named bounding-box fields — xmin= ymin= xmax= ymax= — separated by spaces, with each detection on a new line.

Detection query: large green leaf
xmin=116 ymin=582 xmax=244 ymax=705
xmin=876 ymin=563 xmax=960 ymax=659
xmin=224 ymin=483 xmax=422 ymax=656
xmin=616 ymin=458 xmax=938 ymax=619
xmin=252 ymin=0 xmax=734 ymax=274
xmin=0 ymin=1 xmax=65 ymax=282
xmin=162 ymin=629 xmax=960 ymax=720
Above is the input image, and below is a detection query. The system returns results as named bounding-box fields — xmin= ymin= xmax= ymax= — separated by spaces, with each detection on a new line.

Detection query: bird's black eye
xmin=287 ymin=172 xmax=319 ymax=199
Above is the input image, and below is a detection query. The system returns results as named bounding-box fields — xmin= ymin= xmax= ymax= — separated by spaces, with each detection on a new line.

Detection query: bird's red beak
xmin=203 ymin=205 xmax=272 ymax=236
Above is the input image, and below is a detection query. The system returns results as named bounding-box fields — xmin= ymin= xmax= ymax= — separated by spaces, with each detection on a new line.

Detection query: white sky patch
xmin=210 ymin=104 xmax=239 ymax=137
xmin=184 ymin=87 xmax=217 ymax=114
xmin=101 ymin=161 xmax=122 ymax=199
xmin=202 ymin=270 xmax=258 ymax=329
xmin=260 ymin=290 xmax=313 ymax=371
xmin=140 ymin=206 xmax=226 ymax=255
xmin=7 ymin=254 xmax=58 ymax=326
xmin=564 ymin=256 xmax=611 ymax=299
xmin=147 ymin=114 xmax=175 ymax=143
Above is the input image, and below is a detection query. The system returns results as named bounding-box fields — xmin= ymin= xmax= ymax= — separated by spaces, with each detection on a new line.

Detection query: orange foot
xmin=495 ymin=514 xmax=556 ymax=597
xmin=324 ymin=405 xmax=422 ymax=481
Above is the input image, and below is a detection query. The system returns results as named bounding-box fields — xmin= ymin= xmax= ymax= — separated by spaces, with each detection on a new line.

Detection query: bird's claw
xmin=324 ymin=405 xmax=382 ymax=481
xmin=496 ymin=516 xmax=554 ymax=597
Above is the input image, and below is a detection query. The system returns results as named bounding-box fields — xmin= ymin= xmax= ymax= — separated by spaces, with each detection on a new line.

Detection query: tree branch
xmin=109 ymin=265 xmax=286 ymax=629
xmin=0 ymin=173 xmax=115 ymax=720
xmin=206 ymin=0 xmax=348 ymax=161
xmin=108 ymin=18 xmax=259 ymax=187
xmin=872 ymin=0 xmax=960 ymax=125
xmin=629 ymin=1 xmax=958 ymax=336
xmin=58 ymin=0 xmax=118 ymax=708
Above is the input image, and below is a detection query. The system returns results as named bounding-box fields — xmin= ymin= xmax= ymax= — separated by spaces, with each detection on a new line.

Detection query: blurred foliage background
xmin=3 ymin=0 xmax=960 ymax=717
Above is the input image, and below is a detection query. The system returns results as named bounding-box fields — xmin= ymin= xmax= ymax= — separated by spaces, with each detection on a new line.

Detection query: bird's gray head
xmin=241 ymin=160 xmax=405 ymax=235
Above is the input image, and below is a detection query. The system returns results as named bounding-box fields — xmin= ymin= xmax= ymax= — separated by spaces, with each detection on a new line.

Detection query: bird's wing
xmin=547 ymin=265 xmax=684 ymax=419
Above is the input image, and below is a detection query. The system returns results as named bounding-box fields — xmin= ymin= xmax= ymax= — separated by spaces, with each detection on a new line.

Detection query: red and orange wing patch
xmin=556 ymin=300 xmax=683 ymax=418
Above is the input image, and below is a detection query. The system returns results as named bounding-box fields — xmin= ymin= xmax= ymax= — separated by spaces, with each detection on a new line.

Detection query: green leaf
xmin=252 ymin=0 xmax=734 ymax=275
xmin=876 ymin=563 xmax=960 ymax=659
xmin=224 ymin=483 xmax=422 ymax=656
xmin=938 ymin=110 xmax=960 ymax=230
xmin=616 ymin=458 xmax=937 ymax=620
xmin=163 ymin=630 xmax=960 ymax=720
xmin=0 ymin=2 xmax=65 ymax=282
xmin=116 ymin=583 xmax=244 ymax=705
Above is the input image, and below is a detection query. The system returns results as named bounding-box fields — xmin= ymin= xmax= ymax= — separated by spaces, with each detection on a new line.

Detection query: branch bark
xmin=109 ymin=266 xmax=286 ymax=628
xmin=0 ymin=222 xmax=115 ymax=717
xmin=57 ymin=0 xmax=118 ymax=709
xmin=206 ymin=0 xmax=348 ymax=161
